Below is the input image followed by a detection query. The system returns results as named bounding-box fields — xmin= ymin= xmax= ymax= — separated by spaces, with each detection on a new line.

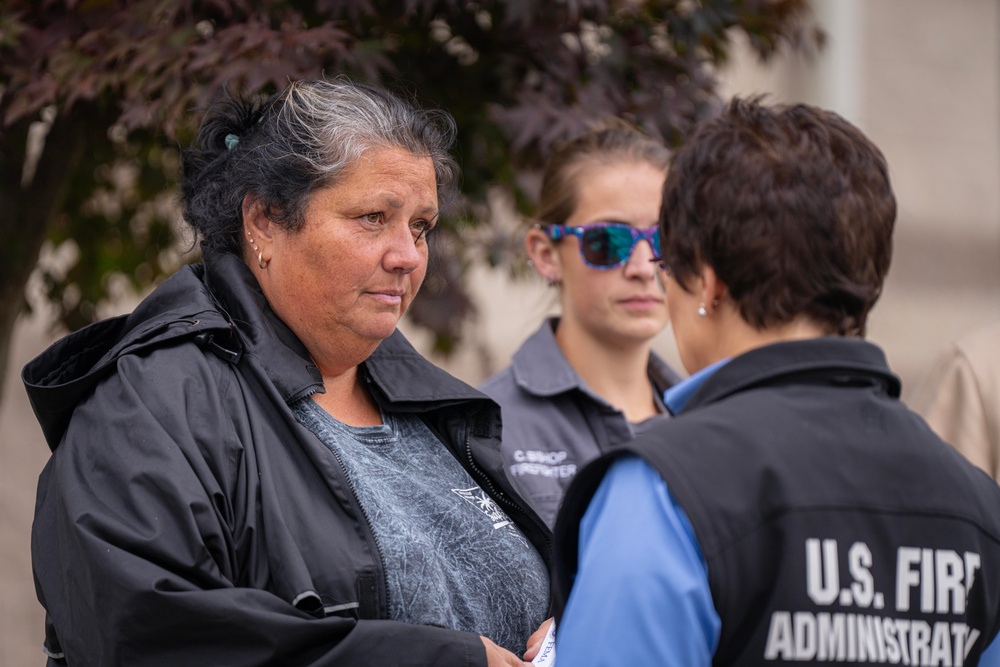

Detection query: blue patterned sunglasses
xmin=545 ymin=222 xmax=661 ymax=270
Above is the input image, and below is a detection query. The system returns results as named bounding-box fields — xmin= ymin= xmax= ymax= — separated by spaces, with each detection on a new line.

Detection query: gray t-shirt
xmin=294 ymin=399 xmax=550 ymax=654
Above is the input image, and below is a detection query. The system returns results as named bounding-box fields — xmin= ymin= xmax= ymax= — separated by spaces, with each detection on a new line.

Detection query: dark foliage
xmin=0 ymin=0 xmax=822 ymax=355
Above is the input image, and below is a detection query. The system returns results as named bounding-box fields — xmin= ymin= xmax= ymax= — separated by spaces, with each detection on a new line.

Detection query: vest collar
xmin=683 ymin=337 xmax=901 ymax=413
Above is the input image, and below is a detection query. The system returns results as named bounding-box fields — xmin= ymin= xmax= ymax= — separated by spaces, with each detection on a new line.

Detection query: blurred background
xmin=3 ymin=0 xmax=999 ymax=663
xmin=416 ymin=0 xmax=1000 ymax=391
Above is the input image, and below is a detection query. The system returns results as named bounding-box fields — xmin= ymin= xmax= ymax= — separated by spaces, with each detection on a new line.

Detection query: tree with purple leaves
xmin=0 ymin=0 xmax=821 ymax=404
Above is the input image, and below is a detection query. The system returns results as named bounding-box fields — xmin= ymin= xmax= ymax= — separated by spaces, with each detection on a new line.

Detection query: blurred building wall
xmin=3 ymin=1 xmax=999 ymax=663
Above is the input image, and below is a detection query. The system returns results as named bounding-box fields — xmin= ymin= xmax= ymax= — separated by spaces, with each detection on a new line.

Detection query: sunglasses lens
xmin=581 ymin=226 xmax=634 ymax=267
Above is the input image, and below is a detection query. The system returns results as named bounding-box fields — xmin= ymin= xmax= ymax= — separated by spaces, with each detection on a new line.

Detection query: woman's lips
xmin=368 ymin=289 xmax=405 ymax=306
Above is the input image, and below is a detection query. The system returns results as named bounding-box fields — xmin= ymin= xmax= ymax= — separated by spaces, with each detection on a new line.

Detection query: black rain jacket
xmin=24 ymin=251 xmax=551 ymax=667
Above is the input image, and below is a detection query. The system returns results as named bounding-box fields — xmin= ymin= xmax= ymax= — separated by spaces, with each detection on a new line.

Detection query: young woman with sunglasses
xmin=480 ymin=120 xmax=682 ymax=528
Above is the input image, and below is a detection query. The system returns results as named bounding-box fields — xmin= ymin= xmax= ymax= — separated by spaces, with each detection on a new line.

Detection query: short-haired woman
xmin=552 ymin=98 xmax=1000 ymax=666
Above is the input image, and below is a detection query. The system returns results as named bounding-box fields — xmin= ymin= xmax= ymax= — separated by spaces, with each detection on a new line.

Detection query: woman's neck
xmin=554 ymin=321 xmax=659 ymax=423
xmin=712 ymin=312 xmax=830 ymax=367
xmin=311 ymin=364 xmax=383 ymax=427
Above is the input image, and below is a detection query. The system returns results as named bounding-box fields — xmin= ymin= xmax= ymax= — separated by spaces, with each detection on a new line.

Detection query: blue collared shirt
xmin=662 ymin=358 xmax=730 ymax=414
xmin=555 ymin=362 xmax=725 ymax=666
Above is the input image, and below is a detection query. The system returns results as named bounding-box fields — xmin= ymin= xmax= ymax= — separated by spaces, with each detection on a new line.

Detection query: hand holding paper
xmin=531 ymin=620 xmax=556 ymax=666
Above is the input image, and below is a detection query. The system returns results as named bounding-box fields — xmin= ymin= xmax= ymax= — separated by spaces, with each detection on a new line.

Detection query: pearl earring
xmin=698 ymin=303 xmax=708 ymax=318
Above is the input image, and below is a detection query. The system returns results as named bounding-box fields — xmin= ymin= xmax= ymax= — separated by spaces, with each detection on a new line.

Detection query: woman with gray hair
xmin=25 ymin=78 xmax=550 ymax=666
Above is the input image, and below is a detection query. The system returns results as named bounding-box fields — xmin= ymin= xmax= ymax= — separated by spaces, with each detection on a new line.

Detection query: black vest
xmin=555 ymin=338 xmax=1000 ymax=666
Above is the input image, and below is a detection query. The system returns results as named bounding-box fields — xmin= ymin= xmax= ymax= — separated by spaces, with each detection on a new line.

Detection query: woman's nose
xmin=622 ymin=239 xmax=658 ymax=278
xmin=383 ymin=222 xmax=424 ymax=273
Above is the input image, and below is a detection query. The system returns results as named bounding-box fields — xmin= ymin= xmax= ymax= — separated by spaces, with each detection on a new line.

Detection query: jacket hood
xmin=22 ymin=250 xmax=328 ymax=452
xmin=22 ymin=262 xmax=236 ymax=452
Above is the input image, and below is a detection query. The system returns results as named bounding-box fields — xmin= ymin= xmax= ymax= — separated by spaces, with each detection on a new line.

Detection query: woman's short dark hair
xmin=180 ymin=77 xmax=460 ymax=255
xmin=661 ymin=97 xmax=896 ymax=336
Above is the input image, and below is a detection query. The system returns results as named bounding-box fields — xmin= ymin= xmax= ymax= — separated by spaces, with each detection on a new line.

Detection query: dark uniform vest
xmin=555 ymin=338 xmax=1000 ymax=666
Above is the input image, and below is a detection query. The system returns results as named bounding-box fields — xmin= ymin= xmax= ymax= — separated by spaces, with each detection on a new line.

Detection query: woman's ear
xmin=698 ymin=264 xmax=729 ymax=315
xmin=242 ymin=194 xmax=274 ymax=270
xmin=242 ymin=194 xmax=272 ymax=241
xmin=525 ymin=226 xmax=562 ymax=286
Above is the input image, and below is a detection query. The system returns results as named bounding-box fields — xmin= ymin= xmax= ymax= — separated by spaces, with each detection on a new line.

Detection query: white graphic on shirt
xmin=452 ymin=487 xmax=528 ymax=548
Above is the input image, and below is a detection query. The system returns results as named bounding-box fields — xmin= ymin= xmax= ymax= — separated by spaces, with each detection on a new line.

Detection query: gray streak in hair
xmin=180 ymin=76 xmax=459 ymax=257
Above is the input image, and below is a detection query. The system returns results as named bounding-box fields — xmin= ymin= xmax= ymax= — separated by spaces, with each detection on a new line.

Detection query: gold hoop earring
xmin=258 ymin=250 xmax=269 ymax=270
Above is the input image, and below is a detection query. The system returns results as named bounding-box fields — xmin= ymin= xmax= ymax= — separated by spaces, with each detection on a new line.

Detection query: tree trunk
xmin=0 ymin=107 xmax=99 ymax=408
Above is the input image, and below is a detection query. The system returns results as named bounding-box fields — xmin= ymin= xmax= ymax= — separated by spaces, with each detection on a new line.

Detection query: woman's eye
xmin=412 ymin=219 xmax=434 ymax=242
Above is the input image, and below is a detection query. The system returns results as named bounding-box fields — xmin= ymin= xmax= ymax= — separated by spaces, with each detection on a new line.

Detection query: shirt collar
xmin=663 ymin=358 xmax=730 ymax=414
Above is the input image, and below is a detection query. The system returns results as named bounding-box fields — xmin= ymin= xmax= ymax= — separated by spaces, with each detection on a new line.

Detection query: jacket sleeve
xmin=31 ymin=351 xmax=486 ymax=667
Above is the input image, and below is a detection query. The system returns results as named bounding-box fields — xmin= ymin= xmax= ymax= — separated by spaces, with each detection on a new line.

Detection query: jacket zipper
xmin=321 ymin=428 xmax=390 ymax=618
xmin=463 ymin=430 xmax=518 ymax=512
xmin=462 ymin=430 xmax=553 ymax=568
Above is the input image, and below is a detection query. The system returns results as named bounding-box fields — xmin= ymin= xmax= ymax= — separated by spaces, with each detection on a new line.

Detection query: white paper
xmin=531 ymin=621 xmax=557 ymax=666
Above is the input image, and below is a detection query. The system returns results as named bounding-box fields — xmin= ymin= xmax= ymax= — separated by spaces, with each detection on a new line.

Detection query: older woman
xmin=25 ymin=79 xmax=549 ymax=667
xmin=551 ymin=98 xmax=1000 ymax=665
